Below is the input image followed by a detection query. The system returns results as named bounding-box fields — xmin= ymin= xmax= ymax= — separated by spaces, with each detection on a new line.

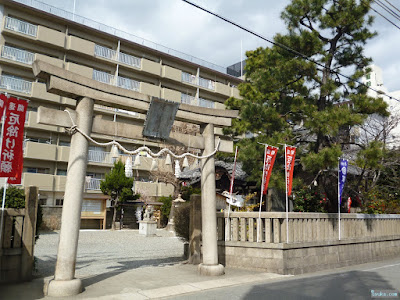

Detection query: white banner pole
xmin=0 ymin=178 xmax=8 ymax=245
xmin=285 ymin=145 xmax=289 ymax=243
xmin=338 ymin=159 xmax=341 ymax=241
xmin=257 ymin=145 xmax=267 ymax=242
xmin=0 ymin=99 xmax=8 ymax=245
xmin=227 ymin=146 xmax=238 ymax=219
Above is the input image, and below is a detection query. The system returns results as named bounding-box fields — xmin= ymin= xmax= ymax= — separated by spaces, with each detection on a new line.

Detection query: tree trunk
xmin=111 ymin=198 xmax=118 ymax=230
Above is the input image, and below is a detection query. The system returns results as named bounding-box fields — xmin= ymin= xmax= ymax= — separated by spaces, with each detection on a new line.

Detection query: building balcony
xmin=4 ymin=16 xmax=64 ymax=48
xmin=23 ymin=141 xmax=57 ymax=161
xmin=94 ymin=44 xmax=117 ymax=61
xmin=0 ymin=45 xmax=35 ymax=65
xmin=85 ymin=177 xmax=101 ymax=191
xmin=119 ymin=51 xmax=141 ymax=68
xmin=4 ymin=16 xmax=37 ymax=37
xmin=92 ymin=70 xmax=140 ymax=92
xmin=181 ymin=94 xmax=215 ymax=108
xmin=117 ymin=76 xmax=140 ymax=91
xmin=22 ymin=173 xmax=54 ymax=191
xmin=0 ymin=75 xmax=32 ymax=95
xmin=54 ymin=175 xmax=67 ymax=192
xmin=95 ymin=44 xmax=141 ymax=69
xmin=87 ymin=150 xmax=114 ymax=164
xmin=182 ymin=72 xmax=215 ymax=91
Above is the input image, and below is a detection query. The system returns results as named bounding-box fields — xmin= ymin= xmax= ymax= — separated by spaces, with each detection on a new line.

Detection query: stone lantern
xmin=166 ymin=194 xmax=186 ymax=231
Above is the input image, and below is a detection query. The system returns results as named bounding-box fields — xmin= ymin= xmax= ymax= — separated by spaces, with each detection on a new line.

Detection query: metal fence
xmin=1 ymin=45 xmax=35 ymax=65
xmin=119 ymin=52 xmax=141 ymax=68
xmin=0 ymin=75 xmax=32 ymax=94
xmin=4 ymin=16 xmax=37 ymax=37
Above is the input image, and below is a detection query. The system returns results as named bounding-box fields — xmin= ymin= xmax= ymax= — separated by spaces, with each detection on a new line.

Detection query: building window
xmin=26 ymin=167 xmax=49 ymax=174
xmin=26 ymin=137 xmax=51 ymax=144
xmin=366 ymin=81 xmax=371 ymax=87
xmin=59 ymin=141 xmax=70 ymax=147
xmin=39 ymin=198 xmax=47 ymax=206
xmin=55 ymin=199 xmax=64 ymax=206
xmin=57 ymin=169 xmax=67 ymax=176
xmin=366 ymin=74 xmax=371 ymax=80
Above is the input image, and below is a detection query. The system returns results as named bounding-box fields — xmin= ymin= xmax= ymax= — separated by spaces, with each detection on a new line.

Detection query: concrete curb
xmin=82 ymin=272 xmax=291 ymax=299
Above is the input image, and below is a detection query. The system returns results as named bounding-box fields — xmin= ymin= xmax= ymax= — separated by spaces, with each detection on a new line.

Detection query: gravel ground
xmin=34 ymin=229 xmax=185 ymax=278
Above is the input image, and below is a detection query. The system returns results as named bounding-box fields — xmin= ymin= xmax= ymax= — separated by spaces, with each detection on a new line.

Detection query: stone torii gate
xmin=32 ymin=61 xmax=238 ymax=297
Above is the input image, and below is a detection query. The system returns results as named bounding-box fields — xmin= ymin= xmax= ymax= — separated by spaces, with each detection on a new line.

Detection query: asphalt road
xmin=170 ymin=258 xmax=400 ymax=300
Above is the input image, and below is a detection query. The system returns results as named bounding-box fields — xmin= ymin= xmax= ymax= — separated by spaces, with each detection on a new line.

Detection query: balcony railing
xmin=94 ymin=44 xmax=117 ymax=60
xmin=93 ymin=69 xmax=115 ymax=85
xmin=181 ymin=94 xmax=215 ymax=108
xmin=4 ymin=16 xmax=37 ymax=37
xmin=181 ymin=93 xmax=197 ymax=106
xmin=1 ymin=45 xmax=35 ymax=65
xmin=94 ymin=44 xmax=141 ymax=69
xmin=117 ymin=76 xmax=140 ymax=91
xmin=198 ymin=97 xmax=215 ymax=108
xmin=119 ymin=52 xmax=141 ymax=68
xmin=182 ymin=72 xmax=215 ymax=90
xmin=0 ymin=75 xmax=32 ymax=94
xmin=87 ymin=150 xmax=113 ymax=164
xmin=85 ymin=178 xmax=101 ymax=190
xmin=199 ymin=77 xmax=215 ymax=90
xmin=93 ymin=70 xmax=140 ymax=92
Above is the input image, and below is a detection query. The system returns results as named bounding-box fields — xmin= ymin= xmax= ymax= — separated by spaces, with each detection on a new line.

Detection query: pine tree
xmin=226 ymin=0 xmax=388 ymax=211
xmin=100 ymin=160 xmax=137 ymax=229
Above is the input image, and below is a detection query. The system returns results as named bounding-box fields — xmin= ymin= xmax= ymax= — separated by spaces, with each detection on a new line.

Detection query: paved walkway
xmin=2 ymin=230 xmax=290 ymax=299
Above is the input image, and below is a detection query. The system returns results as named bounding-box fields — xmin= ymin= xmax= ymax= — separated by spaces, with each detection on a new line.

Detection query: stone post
xmin=198 ymin=123 xmax=224 ymax=276
xmin=46 ymin=97 xmax=94 ymax=297
xmin=21 ymin=186 xmax=38 ymax=281
xmin=189 ymin=194 xmax=201 ymax=264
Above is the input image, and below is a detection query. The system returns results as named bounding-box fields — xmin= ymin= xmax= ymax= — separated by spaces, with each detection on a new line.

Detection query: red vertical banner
xmin=262 ymin=146 xmax=278 ymax=195
xmin=0 ymin=96 xmax=28 ymax=180
xmin=285 ymin=146 xmax=296 ymax=196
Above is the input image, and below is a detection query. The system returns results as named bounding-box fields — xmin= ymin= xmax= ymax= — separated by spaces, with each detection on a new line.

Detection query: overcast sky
xmin=40 ymin=0 xmax=400 ymax=91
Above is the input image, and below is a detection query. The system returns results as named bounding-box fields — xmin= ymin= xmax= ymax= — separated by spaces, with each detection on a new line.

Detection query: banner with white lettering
xmin=262 ymin=146 xmax=278 ymax=195
xmin=338 ymin=159 xmax=348 ymax=204
xmin=0 ymin=96 xmax=28 ymax=179
xmin=285 ymin=146 xmax=296 ymax=196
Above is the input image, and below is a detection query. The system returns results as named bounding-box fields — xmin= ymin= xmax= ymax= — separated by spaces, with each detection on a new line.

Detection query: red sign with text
xmin=285 ymin=146 xmax=296 ymax=196
xmin=262 ymin=146 xmax=278 ymax=195
xmin=0 ymin=96 xmax=28 ymax=181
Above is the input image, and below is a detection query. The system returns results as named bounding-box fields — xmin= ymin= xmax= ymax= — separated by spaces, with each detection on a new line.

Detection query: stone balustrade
xmin=217 ymin=212 xmax=400 ymax=244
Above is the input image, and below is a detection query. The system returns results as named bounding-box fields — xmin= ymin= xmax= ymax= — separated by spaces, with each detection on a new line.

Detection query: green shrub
xmin=0 ymin=186 xmax=25 ymax=208
xmin=159 ymin=195 xmax=173 ymax=226
xmin=0 ymin=186 xmax=43 ymax=240
xmin=174 ymin=203 xmax=190 ymax=242
xmin=180 ymin=186 xmax=201 ymax=201
xmin=293 ymin=186 xmax=327 ymax=213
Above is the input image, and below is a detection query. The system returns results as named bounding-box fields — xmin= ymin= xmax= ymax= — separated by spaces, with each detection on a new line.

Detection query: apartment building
xmin=362 ymin=65 xmax=400 ymax=147
xmin=0 ymin=0 xmax=242 ymax=224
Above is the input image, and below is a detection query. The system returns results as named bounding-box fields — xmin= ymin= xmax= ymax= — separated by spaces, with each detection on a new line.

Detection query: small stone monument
xmin=139 ymin=205 xmax=157 ymax=236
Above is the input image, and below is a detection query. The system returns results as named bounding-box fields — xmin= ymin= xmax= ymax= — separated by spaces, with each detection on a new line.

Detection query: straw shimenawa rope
xmin=64 ymin=109 xmax=220 ymax=159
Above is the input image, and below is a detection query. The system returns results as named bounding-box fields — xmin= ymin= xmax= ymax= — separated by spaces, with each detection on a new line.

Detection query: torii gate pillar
xmin=198 ymin=123 xmax=224 ymax=276
xmin=47 ymin=97 xmax=94 ymax=297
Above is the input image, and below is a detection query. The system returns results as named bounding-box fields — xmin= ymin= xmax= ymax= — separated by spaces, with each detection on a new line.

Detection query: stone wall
xmin=218 ymin=236 xmax=400 ymax=275
xmin=41 ymin=206 xmax=62 ymax=230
